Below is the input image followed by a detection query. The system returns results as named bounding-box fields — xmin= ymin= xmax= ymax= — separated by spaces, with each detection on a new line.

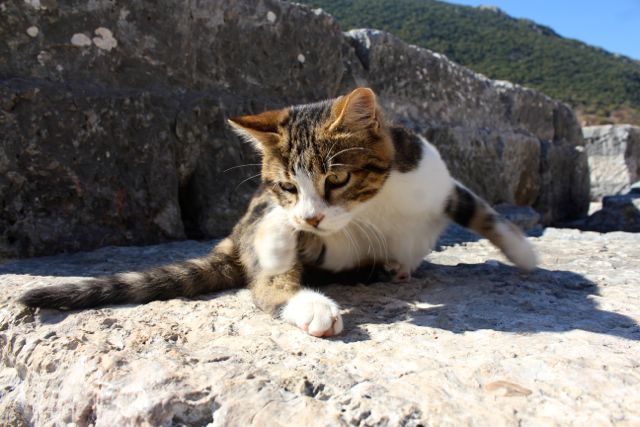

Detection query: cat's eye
xmin=279 ymin=182 xmax=297 ymax=193
xmin=325 ymin=172 xmax=350 ymax=189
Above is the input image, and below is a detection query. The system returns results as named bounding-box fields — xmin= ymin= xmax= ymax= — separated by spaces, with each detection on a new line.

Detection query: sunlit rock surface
xmin=1 ymin=228 xmax=638 ymax=426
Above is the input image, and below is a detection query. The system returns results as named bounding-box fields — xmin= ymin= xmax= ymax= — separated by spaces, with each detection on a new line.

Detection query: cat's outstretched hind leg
xmin=384 ymin=261 xmax=411 ymax=282
xmin=445 ymin=182 xmax=538 ymax=271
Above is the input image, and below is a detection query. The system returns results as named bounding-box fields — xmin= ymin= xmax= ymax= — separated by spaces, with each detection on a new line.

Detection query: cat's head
xmin=229 ymin=88 xmax=394 ymax=235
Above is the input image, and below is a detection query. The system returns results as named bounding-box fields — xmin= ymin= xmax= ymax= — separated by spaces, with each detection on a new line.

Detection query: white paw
xmin=384 ymin=261 xmax=411 ymax=283
xmin=281 ymin=289 xmax=343 ymax=337
xmin=255 ymin=208 xmax=297 ymax=275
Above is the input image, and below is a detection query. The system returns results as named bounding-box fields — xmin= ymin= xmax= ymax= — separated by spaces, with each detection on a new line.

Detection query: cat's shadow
xmin=3 ymin=238 xmax=637 ymax=342
xmin=325 ymin=261 xmax=639 ymax=343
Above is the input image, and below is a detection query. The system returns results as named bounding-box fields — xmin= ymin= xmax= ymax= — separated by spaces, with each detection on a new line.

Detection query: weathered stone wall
xmin=0 ymin=0 xmax=589 ymax=257
xmin=345 ymin=29 xmax=589 ymax=224
xmin=0 ymin=0 xmax=349 ymax=257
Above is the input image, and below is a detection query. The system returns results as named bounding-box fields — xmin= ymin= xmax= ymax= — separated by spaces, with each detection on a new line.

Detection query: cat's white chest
xmin=320 ymin=139 xmax=454 ymax=272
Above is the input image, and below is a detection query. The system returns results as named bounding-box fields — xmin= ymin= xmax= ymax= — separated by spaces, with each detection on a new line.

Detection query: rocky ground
xmin=1 ymin=228 xmax=638 ymax=426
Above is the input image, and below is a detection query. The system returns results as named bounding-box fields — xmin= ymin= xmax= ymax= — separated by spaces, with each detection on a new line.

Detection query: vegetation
xmin=298 ymin=0 xmax=640 ymax=126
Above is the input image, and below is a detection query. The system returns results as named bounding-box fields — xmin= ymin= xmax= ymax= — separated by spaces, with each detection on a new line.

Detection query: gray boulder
xmin=1 ymin=0 xmax=589 ymax=258
xmin=1 ymin=85 xmax=186 ymax=256
xmin=574 ymin=189 xmax=640 ymax=233
xmin=495 ymin=204 xmax=542 ymax=231
xmin=582 ymin=125 xmax=640 ymax=201
xmin=345 ymin=29 xmax=589 ymax=225
xmin=1 ymin=0 xmax=348 ymax=257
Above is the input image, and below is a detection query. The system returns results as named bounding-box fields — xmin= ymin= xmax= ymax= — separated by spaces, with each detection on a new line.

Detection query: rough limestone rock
xmin=495 ymin=204 xmax=542 ymax=231
xmin=1 ymin=229 xmax=639 ymax=426
xmin=582 ymin=125 xmax=640 ymax=201
xmin=0 ymin=0 xmax=349 ymax=258
xmin=573 ymin=189 xmax=640 ymax=233
xmin=345 ymin=29 xmax=589 ymax=225
xmin=1 ymin=0 xmax=589 ymax=258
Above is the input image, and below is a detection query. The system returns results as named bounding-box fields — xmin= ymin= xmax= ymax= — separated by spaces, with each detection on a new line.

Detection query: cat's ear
xmin=228 ymin=109 xmax=285 ymax=150
xmin=329 ymin=87 xmax=380 ymax=132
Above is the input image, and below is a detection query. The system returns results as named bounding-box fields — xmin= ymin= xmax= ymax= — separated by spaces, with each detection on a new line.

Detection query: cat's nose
xmin=304 ymin=213 xmax=325 ymax=228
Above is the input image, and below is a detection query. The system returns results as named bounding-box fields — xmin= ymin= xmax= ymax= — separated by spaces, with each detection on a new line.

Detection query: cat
xmin=19 ymin=87 xmax=537 ymax=337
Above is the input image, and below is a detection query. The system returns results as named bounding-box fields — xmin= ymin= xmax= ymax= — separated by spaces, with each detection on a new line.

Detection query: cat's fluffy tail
xmin=445 ymin=182 xmax=538 ymax=271
xmin=18 ymin=239 xmax=244 ymax=310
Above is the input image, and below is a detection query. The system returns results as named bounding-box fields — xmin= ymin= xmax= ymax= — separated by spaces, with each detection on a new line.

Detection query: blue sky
xmin=447 ymin=0 xmax=640 ymax=60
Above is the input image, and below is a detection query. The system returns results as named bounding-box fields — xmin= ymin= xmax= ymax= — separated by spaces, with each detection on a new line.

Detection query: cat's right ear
xmin=228 ymin=109 xmax=286 ymax=151
xmin=329 ymin=87 xmax=380 ymax=132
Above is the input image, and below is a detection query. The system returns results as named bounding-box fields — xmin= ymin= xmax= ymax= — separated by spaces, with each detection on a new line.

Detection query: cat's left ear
xmin=228 ymin=109 xmax=286 ymax=151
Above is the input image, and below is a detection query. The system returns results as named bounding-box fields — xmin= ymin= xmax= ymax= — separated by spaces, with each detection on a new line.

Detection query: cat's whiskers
xmin=326 ymin=147 xmax=369 ymax=164
xmin=342 ymin=227 xmax=358 ymax=263
xmin=222 ymin=163 xmax=262 ymax=173
xmin=353 ymin=219 xmax=381 ymax=279
xmin=354 ymin=220 xmax=382 ymax=252
xmin=351 ymin=220 xmax=378 ymax=272
xmin=347 ymin=227 xmax=362 ymax=255
xmin=323 ymin=140 xmax=339 ymax=169
xmin=234 ymin=173 xmax=262 ymax=191
xmin=342 ymin=228 xmax=360 ymax=265
xmin=351 ymin=221 xmax=371 ymax=256
xmin=359 ymin=219 xmax=390 ymax=264
xmin=328 ymin=163 xmax=368 ymax=172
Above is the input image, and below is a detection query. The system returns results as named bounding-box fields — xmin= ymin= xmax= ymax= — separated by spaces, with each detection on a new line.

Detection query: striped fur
xmin=19 ymin=87 xmax=537 ymax=338
xmin=445 ymin=183 xmax=538 ymax=271
xmin=19 ymin=239 xmax=243 ymax=309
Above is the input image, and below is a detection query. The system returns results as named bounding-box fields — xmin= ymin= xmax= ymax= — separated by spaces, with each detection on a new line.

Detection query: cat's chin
xmin=311 ymin=227 xmax=343 ymax=237
xmin=294 ymin=224 xmax=346 ymax=237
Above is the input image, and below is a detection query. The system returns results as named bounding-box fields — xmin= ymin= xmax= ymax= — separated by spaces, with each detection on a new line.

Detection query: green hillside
xmin=298 ymin=0 xmax=640 ymax=126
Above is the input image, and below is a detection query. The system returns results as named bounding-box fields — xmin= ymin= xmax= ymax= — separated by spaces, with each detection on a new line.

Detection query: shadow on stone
xmin=0 ymin=240 xmax=216 ymax=277
xmin=332 ymin=261 xmax=639 ymax=342
xmin=28 ymin=290 xmax=244 ymax=326
xmin=4 ymin=237 xmax=636 ymax=343
xmin=436 ymin=223 xmax=544 ymax=249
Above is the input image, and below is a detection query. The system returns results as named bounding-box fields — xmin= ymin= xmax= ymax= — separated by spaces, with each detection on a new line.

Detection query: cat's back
xmin=368 ymin=127 xmax=453 ymax=216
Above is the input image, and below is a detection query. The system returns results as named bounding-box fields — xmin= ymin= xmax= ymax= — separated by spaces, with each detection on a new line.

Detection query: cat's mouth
xmin=288 ymin=206 xmax=354 ymax=236
xmin=291 ymin=216 xmax=352 ymax=236
xmin=293 ymin=223 xmax=334 ymax=236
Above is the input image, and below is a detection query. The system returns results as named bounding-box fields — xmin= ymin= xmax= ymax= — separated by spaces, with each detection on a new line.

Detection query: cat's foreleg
xmin=254 ymin=206 xmax=298 ymax=276
xmin=251 ymin=266 xmax=343 ymax=337
xmin=249 ymin=206 xmax=343 ymax=336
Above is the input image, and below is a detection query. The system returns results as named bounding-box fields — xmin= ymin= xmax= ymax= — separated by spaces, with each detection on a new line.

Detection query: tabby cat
xmin=20 ymin=88 xmax=537 ymax=337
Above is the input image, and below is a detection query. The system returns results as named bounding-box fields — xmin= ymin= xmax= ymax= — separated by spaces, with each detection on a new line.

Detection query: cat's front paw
xmin=281 ymin=289 xmax=343 ymax=337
